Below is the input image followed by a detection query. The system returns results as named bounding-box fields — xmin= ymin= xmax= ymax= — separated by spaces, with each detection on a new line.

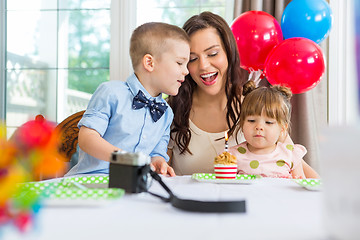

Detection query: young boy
xmin=66 ymin=22 xmax=190 ymax=177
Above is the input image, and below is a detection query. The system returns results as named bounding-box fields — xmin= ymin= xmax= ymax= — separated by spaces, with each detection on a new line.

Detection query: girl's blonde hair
xmin=239 ymin=81 xmax=293 ymax=132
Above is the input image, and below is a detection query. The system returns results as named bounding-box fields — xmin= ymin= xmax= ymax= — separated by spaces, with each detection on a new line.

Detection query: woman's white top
xmin=169 ymin=119 xmax=244 ymax=175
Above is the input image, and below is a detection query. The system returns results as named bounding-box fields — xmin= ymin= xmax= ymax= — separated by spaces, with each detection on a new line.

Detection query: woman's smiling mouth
xmin=200 ymin=72 xmax=218 ymax=86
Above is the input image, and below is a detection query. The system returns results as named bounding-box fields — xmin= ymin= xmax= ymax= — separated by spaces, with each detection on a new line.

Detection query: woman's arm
xmin=291 ymin=159 xmax=306 ymax=179
xmin=78 ymin=126 xmax=120 ymax=162
xmin=282 ymin=133 xmax=320 ymax=179
xmin=302 ymin=160 xmax=320 ymax=179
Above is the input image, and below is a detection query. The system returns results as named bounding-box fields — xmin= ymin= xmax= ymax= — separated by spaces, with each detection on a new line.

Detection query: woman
xmin=167 ymin=11 xmax=319 ymax=178
xmin=167 ymin=11 xmax=245 ymax=175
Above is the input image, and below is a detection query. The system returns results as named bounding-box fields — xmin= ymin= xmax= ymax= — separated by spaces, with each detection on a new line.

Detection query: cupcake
xmin=214 ymin=152 xmax=237 ymax=179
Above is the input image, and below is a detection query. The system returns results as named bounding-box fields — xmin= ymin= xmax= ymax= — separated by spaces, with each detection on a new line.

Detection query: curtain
xmin=233 ymin=0 xmax=329 ymax=173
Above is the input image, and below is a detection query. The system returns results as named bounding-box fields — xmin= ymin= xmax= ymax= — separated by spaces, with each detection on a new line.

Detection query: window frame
xmin=328 ymin=0 xmax=359 ymax=125
xmin=2 ymin=1 xmax=111 ymax=132
xmin=0 ymin=1 xmax=6 ymax=121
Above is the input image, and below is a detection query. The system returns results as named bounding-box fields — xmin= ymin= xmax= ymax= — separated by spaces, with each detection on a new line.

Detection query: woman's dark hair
xmin=167 ymin=11 xmax=247 ymax=154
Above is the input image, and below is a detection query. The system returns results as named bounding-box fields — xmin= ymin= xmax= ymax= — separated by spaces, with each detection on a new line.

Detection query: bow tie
xmin=132 ymin=90 xmax=168 ymax=122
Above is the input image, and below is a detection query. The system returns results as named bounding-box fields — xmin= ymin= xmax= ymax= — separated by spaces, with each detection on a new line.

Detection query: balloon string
xmin=248 ymin=69 xmax=263 ymax=87
xmin=248 ymin=70 xmax=254 ymax=81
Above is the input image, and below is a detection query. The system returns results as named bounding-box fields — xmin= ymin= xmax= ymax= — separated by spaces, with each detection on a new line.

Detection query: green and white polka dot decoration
xmin=294 ymin=179 xmax=322 ymax=191
xmin=19 ymin=176 xmax=124 ymax=200
xmin=192 ymin=173 xmax=259 ymax=181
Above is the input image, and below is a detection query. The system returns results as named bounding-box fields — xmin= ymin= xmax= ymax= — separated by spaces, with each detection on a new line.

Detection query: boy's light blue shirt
xmin=66 ymin=73 xmax=173 ymax=176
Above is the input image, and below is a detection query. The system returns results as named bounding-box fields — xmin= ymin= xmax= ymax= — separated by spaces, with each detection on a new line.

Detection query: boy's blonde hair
xmin=239 ymin=81 xmax=293 ymax=131
xmin=130 ymin=22 xmax=190 ymax=71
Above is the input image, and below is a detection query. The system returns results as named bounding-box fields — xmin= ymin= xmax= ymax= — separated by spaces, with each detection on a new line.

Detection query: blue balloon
xmin=281 ymin=0 xmax=333 ymax=44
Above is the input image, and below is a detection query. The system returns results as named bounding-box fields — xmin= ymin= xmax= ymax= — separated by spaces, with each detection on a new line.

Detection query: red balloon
xmin=264 ymin=37 xmax=325 ymax=94
xmin=231 ymin=11 xmax=283 ymax=71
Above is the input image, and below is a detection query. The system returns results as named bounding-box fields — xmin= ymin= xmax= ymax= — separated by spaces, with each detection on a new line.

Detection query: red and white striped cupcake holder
xmin=214 ymin=164 xmax=237 ymax=179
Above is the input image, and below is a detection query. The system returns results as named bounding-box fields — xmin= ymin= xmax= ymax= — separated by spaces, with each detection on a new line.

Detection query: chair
xmin=10 ymin=111 xmax=84 ymax=160
xmin=55 ymin=110 xmax=85 ymax=162
xmin=8 ymin=110 xmax=85 ymax=179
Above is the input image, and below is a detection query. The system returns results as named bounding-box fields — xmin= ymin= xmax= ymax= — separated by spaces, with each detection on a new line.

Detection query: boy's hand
xmin=150 ymin=156 xmax=176 ymax=177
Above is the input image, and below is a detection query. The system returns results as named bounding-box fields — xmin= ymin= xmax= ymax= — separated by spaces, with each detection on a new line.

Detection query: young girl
xmin=229 ymin=81 xmax=306 ymax=179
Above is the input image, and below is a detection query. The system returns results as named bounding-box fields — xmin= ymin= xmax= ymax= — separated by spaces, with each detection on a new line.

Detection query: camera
xmin=108 ymin=151 xmax=247 ymax=213
xmin=109 ymin=151 xmax=151 ymax=193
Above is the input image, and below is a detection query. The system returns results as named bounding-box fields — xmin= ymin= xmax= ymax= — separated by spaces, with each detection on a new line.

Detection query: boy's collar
xmin=126 ymin=73 xmax=164 ymax=102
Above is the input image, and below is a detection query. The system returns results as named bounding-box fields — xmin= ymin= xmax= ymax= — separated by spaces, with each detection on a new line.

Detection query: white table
xmin=3 ymin=176 xmax=327 ymax=240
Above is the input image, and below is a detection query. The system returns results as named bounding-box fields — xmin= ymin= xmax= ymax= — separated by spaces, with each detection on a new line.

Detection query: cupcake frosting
xmin=214 ymin=152 xmax=237 ymax=165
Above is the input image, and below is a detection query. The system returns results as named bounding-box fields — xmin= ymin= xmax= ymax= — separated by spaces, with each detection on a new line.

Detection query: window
xmin=328 ymin=0 xmax=359 ymax=125
xmin=3 ymin=0 xmax=111 ymax=137
xmin=136 ymin=0 xmax=235 ymax=26
xmin=2 ymin=0 xmax=234 ymax=137
xmin=110 ymin=0 xmax=235 ymax=86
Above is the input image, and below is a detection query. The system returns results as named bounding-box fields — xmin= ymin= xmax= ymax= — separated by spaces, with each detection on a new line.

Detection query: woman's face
xmin=187 ymin=27 xmax=228 ymax=96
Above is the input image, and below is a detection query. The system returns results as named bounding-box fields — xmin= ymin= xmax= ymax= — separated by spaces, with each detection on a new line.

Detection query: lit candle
xmin=224 ymin=131 xmax=229 ymax=152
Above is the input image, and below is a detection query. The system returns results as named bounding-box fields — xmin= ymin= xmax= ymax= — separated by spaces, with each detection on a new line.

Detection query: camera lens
xmin=112 ymin=153 xmax=117 ymax=161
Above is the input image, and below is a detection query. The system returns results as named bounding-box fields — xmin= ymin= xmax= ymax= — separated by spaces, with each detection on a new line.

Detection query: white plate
xmin=294 ymin=179 xmax=322 ymax=191
xmin=191 ymin=173 xmax=260 ymax=184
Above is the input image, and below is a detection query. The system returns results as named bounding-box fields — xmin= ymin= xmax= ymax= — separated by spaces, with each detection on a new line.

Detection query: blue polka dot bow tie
xmin=132 ymin=90 xmax=168 ymax=122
